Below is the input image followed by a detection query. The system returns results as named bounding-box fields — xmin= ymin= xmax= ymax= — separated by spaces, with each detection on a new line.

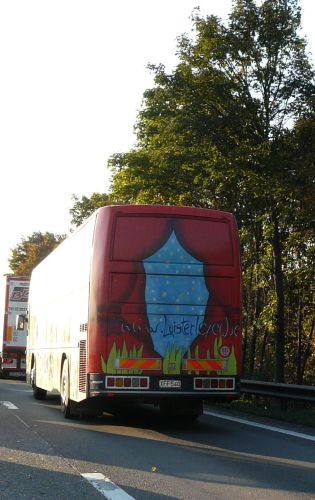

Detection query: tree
xmin=109 ymin=0 xmax=315 ymax=382
xmin=69 ymin=193 xmax=112 ymax=228
xmin=9 ymin=232 xmax=65 ymax=276
xmin=281 ymin=101 xmax=315 ymax=383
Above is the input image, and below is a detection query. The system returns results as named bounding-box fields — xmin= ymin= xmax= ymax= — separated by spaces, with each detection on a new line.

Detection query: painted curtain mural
xmin=101 ymin=216 xmax=239 ymax=375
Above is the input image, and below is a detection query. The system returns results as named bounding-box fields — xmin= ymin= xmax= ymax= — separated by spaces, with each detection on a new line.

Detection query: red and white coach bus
xmin=26 ymin=205 xmax=242 ymax=419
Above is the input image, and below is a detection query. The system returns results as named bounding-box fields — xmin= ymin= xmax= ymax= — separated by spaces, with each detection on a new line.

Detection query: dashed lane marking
xmin=81 ymin=473 xmax=135 ymax=500
xmin=0 ymin=401 xmax=19 ymax=409
xmin=205 ymin=410 xmax=315 ymax=442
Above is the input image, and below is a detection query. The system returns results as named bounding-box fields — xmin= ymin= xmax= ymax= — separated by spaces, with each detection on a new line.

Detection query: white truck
xmin=0 ymin=275 xmax=29 ymax=378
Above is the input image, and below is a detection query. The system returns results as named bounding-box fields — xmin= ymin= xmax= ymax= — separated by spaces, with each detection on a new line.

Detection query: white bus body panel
xmin=27 ymin=216 xmax=95 ymax=402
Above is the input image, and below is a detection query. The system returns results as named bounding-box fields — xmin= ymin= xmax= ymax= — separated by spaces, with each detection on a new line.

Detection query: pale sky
xmin=0 ymin=0 xmax=314 ymax=275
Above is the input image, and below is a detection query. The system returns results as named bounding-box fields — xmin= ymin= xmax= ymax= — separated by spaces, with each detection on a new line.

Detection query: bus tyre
xmin=31 ymin=366 xmax=47 ymax=400
xmin=33 ymin=386 xmax=47 ymax=400
xmin=60 ymin=359 xmax=75 ymax=419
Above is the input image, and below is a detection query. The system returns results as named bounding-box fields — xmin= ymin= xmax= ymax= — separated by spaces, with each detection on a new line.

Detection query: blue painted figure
xmin=143 ymin=231 xmax=209 ymax=357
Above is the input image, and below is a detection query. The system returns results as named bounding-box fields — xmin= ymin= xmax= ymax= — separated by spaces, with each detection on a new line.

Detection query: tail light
xmin=194 ymin=377 xmax=235 ymax=390
xmin=105 ymin=376 xmax=149 ymax=390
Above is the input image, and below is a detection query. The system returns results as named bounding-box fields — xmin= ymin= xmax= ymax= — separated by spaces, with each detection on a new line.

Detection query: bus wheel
xmin=60 ymin=359 xmax=74 ymax=418
xmin=31 ymin=365 xmax=47 ymax=400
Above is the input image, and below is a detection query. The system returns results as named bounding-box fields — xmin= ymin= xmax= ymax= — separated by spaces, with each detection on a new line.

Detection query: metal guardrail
xmin=240 ymin=379 xmax=315 ymax=403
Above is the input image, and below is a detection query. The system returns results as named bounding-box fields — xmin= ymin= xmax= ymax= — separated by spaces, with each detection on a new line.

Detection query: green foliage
xmin=222 ymin=397 xmax=315 ymax=428
xmin=109 ymin=0 xmax=313 ymax=208
xmin=107 ymin=0 xmax=315 ymax=384
xmin=74 ymin=1 xmax=314 ymax=385
xmin=69 ymin=192 xmax=113 ymax=228
xmin=9 ymin=232 xmax=65 ymax=276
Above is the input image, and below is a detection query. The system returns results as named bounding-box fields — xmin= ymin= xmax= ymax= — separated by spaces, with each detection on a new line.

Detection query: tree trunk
xmin=259 ymin=328 xmax=268 ymax=376
xmin=271 ymin=212 xmax=285 ymax=383
xmin=301 ymin=317 xmax=315 ymax=382
xmin=248 ymin=222 xmax=263 ymax=379
xmin=248 ymin=288 xmax=263 ymax=378
xmin=296 ymin=292 xmax=303 ymax=384
xmin=241 ymin=320 xmax=248 ymax=379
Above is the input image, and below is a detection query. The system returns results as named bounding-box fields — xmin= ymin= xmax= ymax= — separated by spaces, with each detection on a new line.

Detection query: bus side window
xmin=16 ymin=314 xmax=27 ymax=331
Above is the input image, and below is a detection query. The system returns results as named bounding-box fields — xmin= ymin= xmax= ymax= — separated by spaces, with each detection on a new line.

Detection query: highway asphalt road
xmin=1 ymin=378 xmax=315 ymax=499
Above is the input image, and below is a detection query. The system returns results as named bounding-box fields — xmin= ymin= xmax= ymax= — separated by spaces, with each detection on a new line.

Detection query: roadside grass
xmin=214 ymin=395 xmax=315 ymax=429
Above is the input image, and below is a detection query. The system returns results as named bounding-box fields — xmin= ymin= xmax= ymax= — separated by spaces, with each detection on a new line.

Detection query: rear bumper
xmin=86 ymin=373 xmax=240 ymax=401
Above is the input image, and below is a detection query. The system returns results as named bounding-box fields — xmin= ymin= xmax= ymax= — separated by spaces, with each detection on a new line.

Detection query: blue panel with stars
xmin=143 ymin=231 xmax=209 ymax=357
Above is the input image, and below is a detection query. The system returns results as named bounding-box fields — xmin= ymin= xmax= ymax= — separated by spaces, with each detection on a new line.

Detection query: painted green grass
xmin=101 ymin=338 xmax=238 ymax=376
xmin=163 ymin=344 xmax=182 ymax=374
xmin=214 ymin=337 xmax=237 ymax=375
xmin=101 ymin=341 xmax=144 ymax=374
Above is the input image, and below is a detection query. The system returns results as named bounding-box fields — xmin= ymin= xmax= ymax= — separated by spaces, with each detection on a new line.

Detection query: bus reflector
xmin=116 ymin=377 xmax=123 ymax=387
xmin=194 ymin=377 xmax=235 ymax=390
xmin=107 ymin=377 xmax=115 ymax=387
xmin=204 ymin=379 xmax=211 ymax=389
xmin=124 ymin=378 xmax=131 ymax=387
xmin=226 ymin=379 xmax=234 ymax=389
xmin=140 ymin=378 xmax=148 ymax=388
xmin=132 ymin=378 xmax=139 ymax=388
xmin=195 ymin=378 xmax=203 ymax=389
xmin=105 ymin=376 xmax=149 ymax=390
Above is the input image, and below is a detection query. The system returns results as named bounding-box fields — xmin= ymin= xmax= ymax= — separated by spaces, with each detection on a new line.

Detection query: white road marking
xmin=205 ymin=410 xmax=315 ymax=442
xmin=0 ymin=401 xmax=19 ymax=409
xmin=14 ymin=413 xmax=29 ymax=427
xmin=81 ymin=473 xmax=135 ymax=500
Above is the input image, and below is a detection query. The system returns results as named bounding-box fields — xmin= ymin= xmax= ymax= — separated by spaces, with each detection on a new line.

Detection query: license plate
xmin=159 ymin=380 xmax=181 ymax=388
xmin=9 ymin=371 xmax=25 ymax=377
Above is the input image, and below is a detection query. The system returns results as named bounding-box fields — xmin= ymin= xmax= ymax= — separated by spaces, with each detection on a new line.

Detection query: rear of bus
xmin=87 ymin=205 xmax=241 ymax=417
